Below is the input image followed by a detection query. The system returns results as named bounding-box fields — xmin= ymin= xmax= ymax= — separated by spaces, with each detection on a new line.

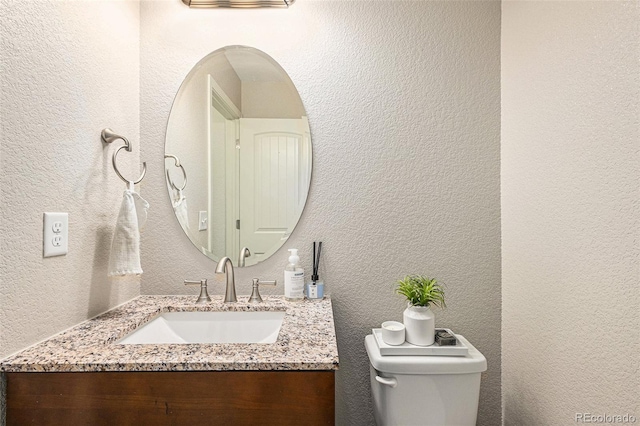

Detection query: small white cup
xmin=381 ymin=321 xmax=406 ymax=346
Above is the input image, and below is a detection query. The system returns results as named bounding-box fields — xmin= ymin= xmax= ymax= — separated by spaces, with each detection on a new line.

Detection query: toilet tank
xmin=365 ymin=334 xmax=487 ymax=426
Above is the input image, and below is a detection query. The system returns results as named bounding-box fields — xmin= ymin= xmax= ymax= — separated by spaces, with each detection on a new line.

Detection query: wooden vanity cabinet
xmin=5 ymin=370 xmax=335 ymax=425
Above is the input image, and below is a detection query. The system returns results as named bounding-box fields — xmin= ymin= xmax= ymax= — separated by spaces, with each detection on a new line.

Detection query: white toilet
xmin=365 ymin=333 xmax=487 ymax=426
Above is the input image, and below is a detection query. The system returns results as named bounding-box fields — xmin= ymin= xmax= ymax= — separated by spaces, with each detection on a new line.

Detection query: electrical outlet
xmin=52 ymin=221 xmax=63 ymax=233
xmin=44 ymin=212 xmax=68 ymax=257
xmin=199 ymin=211 xmax=208 ymax=231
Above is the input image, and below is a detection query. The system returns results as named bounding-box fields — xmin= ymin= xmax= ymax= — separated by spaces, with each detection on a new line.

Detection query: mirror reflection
xmin=165 ymin=46 xmax=312 ymax=267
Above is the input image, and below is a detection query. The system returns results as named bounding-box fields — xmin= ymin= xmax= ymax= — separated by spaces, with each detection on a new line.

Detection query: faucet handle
xmin=184 ymin=279 xmax=211 ymax=304
xmin=248 ymin=278 xmax=277 ymax=304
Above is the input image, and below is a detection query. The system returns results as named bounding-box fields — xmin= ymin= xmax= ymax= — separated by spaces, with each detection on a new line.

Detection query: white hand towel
xmin=108 ymin=181 xmax=150 ymax=277
xmin=173 ymin=189 xmax=189 ymax=231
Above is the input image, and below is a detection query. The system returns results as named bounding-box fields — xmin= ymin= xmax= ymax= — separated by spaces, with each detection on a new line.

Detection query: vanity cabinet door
xmin=6 ymin=371 xmax=335 ymax=425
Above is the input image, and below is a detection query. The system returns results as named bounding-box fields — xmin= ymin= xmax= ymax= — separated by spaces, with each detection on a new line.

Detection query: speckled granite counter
xmin=0 ymin=295 xmax=338 ymax=372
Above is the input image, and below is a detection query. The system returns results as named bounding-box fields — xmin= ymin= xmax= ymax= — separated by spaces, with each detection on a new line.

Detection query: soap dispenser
xmin=284 ymin=249 xmax=304 ymax=301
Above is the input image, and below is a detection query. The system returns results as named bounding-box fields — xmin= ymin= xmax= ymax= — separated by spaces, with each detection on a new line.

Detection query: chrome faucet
xmin=215 ymin=256 xmax=237 ymax=303
xmin=239 ymin=247 xmax=251 ymax=267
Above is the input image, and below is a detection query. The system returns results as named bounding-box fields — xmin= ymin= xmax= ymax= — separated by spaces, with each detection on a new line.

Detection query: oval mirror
xmin=165 ymin=46 xmax=311 ymax=267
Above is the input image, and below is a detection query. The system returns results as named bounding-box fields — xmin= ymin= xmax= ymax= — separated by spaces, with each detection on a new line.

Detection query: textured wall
xmin=0 ymin=0 xmax=141 ymax=359
xmin=140 ymin=1 xmax=501 ymax=424
xmin=501 ymin=1 xmax=639 ymax=424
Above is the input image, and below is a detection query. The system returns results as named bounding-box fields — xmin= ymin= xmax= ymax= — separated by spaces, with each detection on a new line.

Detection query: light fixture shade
xmin=182 ymin=0 xmax=294 ymax=7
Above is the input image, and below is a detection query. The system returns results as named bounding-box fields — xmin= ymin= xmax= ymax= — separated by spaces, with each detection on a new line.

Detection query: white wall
xmin=0 ymin=0 xmax=141 ymax=359
xmin=501 ymin=1 xmax=639 ymax=424
xmin=140 ymin=1 xmax=502 ymax=424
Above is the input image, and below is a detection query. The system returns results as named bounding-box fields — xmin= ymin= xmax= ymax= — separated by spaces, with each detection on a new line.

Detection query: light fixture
xmin=182 ymin=0 xmax=294 ymax=7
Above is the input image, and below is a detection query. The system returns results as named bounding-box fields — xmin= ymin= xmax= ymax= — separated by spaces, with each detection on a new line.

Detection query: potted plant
xmin=396 ymin=275 xmax=446 ymax=346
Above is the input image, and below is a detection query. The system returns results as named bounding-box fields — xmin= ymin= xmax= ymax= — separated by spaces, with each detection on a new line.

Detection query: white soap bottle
xmin=284 ymin=249 xmax=305 ymax=302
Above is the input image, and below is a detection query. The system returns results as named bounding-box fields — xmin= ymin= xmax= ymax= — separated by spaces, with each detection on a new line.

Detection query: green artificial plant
xmin=396 ymin=275 xmax=446 ymax=308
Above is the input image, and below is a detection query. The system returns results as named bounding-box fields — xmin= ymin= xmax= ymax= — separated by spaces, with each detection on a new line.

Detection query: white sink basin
xmin=118 ymin=311 xmax=285 ymax=344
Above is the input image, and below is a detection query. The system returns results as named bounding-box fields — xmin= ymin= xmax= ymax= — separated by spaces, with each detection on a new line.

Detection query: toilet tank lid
xmin=365 ymin=334 xmax=487 ymax=375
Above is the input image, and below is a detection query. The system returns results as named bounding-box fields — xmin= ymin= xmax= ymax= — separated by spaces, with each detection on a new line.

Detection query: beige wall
xmin=242 ymin=81 xmax=305 ymax=118
xmin=140 ymin=1 xmax=502 ymax=424
xmin=211 ymin=54 xmax=242 ymax=111
xmin=165 ymin=60 xmax=223 ymax=250
xmin=2 ymin=1 xmax=638 ymax=425
xmin=0 ymin=0 xmax=141 ymax=358
xmin=501 ymin=1 xmax=639 ymax=424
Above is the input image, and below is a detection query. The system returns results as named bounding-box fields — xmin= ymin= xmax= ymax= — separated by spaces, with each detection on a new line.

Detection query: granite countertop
xmin=0 ymin=295 xmax=339 ymax=373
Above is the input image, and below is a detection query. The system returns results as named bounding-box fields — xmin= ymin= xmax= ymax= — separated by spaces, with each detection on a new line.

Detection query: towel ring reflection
xmin=165 ymin=154 xmax=187 ymax=191
xmin=101 ymin=128 xmax=147 ymax=184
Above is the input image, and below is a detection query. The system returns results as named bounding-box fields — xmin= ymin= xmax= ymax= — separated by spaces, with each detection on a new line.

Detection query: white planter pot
xmin=403 ymin=304 xmax=435 ymax=346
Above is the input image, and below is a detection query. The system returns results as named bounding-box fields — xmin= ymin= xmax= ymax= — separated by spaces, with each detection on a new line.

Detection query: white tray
xmin=372 ymin=328 xmax=469 ymax=356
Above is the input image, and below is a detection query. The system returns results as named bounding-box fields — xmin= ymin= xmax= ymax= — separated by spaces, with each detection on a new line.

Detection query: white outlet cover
xmin=43 ymin=212 xmax=68 ymax=257
xmin=198 ymin=211 xmax=208 ymax=231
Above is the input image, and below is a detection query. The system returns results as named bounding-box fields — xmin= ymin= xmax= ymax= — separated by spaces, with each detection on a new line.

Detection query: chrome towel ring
xmin=101 ymin=128 xmax=147 ymax=184
xmin=165 ymin=154 xmax=187 ymax=191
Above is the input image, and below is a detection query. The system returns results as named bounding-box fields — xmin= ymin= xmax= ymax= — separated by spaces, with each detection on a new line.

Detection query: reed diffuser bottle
xmin=305 ymin=241 xmax=324 ymax=301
